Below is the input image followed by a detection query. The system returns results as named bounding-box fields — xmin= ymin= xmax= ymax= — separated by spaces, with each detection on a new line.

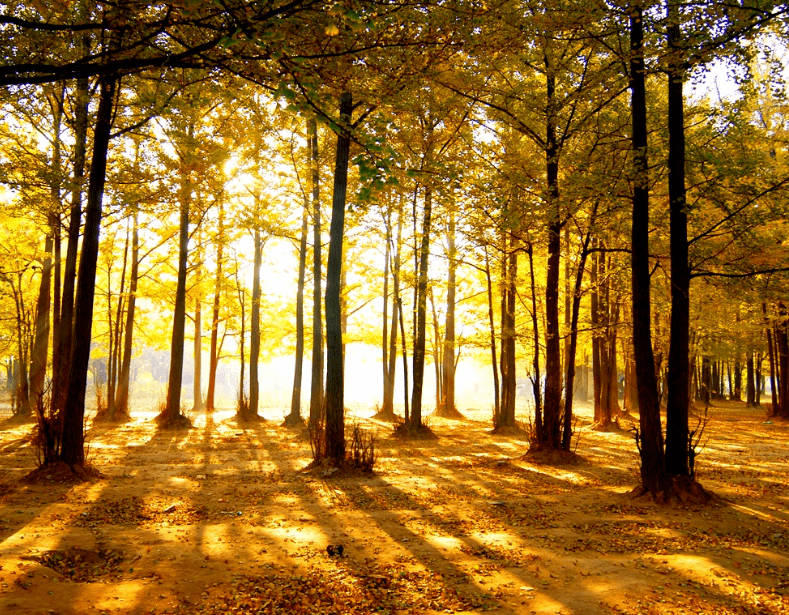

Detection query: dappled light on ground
xmin=0 ymin=400 xmax=787 ymax=614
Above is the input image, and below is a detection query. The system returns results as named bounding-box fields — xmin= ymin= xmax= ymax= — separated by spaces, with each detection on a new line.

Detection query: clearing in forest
xmin=0 ymin=400 xmax=787 ymax=615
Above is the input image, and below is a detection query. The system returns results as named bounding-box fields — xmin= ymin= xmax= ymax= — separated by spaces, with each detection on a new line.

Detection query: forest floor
xmin=0 ymin=399 xmax=787 ymax=615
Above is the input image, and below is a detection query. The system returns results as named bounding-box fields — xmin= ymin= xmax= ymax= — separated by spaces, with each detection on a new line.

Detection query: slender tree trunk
xmin=591 ymin=239 xmax=602 ymax=423
xmin=629 ymin=6 xmax=669 ymax=494
xmin=161 ymin=155 xmax=192 ymax=426
xmin=61 ymin=74 xmax=117 ymax=465
xmin=53 ymin=76 xmax=89 ymax=415
xmin=527 ymin=243 xmax=542 ymax=440
xmin=193 ymin=298 xmax=203 ymax=411
xmin=383 ymin=200 xmax=403 ymax=418
xmin=308 ymin=118 xmax=324 ymax=427
xmin=207 ymin=204 xmax=225 ymax=412
xmin=746 ymin=351 xmax=755 ymax=407
xmin=664 ymin=0 xmax=691 ymax=478
xmin=542 ymin=70 xmax=563 ymax=449
xmin=248 ymin=213 xmax=262 ymax=419
xmin=440 ymin=208 xmax=458 ymax=417
xmin=562 ymin=218 xmax=594 ymax=450
xmin=410 ymin=186 xmax=433 ymax=433
xmin=381 ymin=205 xmax=392 ymax=414
xmin=484 ymin=246 xmax=500 ymax=423
xmin=29 ymin=227 xmax=54 ymax=412
xmin=324 ymin=91 xmax=352 ymax=461
xmin=115 ymin=208 xmax=138 ymax=416
xmin=285 ymin=201 xmax=308 ymax=426
xmin=107 ymin=220 xmax=130 ymax=418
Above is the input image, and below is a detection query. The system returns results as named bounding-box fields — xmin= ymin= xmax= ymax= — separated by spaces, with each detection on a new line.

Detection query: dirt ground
xmin=0 ymin=398 xmax=787 ymax=615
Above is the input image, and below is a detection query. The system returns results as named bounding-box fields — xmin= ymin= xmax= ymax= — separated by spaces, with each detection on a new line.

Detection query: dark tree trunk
xmin=161 ymin=157 xmax=192 ymax=426
xmin=207 ymin=204 xmax=225 ymax=412
xmin=308 ymin=118 xmax=324 ymax=427
xmin=484 ymin=246 xmax=500 ymax=423
xmin=541 ymin=70 xmax=563 ymax=450
xmin=629 ymin=6 xmax=669 ymax=494
xmin=562 ymin=216 xmax=594 ymax=450
xmin=497 ymin=240 xmax=517 ymax=429
xmin=380 ymin=200 xmax=401 ymax=419
xmin=324 ymin=91 xmax=352 ymax=462
xmin=60 ymin=75 xmax=116 ymax=466
xmin=410 ymin=186 xmax=433 ymax=433
xmin=591 ymin=239 xmax=602 ymax=423
xmin=746 ymin=351 xmax=756 ymax=407
xmin=53 ymin=76 xmax=89 ymax=415
xmin=664 ymin=0 xmax=691 ymax=478
xmin=193 ymin=298 xmax=203 ymax=411
xmin=248 ymin=216 xmax=262 ymax=419
xmin=527 ymin=243 xmax=542 ymax=440
xmin=115 ymin=208 xmax=138 ymax=415
xmin=440 ymin=208 xmax=458 ymax=418
xmin=285 ymin=202 xmax=309 ymax=426
xmin=29 ymin=226 xmax=54 ymax=410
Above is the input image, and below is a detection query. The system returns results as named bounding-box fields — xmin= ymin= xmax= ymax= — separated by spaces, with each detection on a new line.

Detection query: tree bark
xmin=324 ymin=91 xmax=352 ymax=461
xmin=664 ymin=0 xmax=691 ymax=478
xmin=60 ymin=74 xmax=116 ymax=465
xmin=285 ymin=201 xmax=308 ymax=426
xmin=308 ymin=118 xmax=324 ymax=427
xmin=248 ymin=208 xmax=262 ymax=419
xmin=207 ymin=203 xmax=225 ymax=412
xmin=115 ymin=207 xmax=139 ymax=415
xmin=53 ymin=76 xmax=89 ymax=415
xmin=440 ymin=208 xmax=458 ymax=417
xmin=410 ymin=186 xmax=433 ymax=433
xmin=541 ymin=69 xmax=563 ymax=450
xmin=161 ymin=147 xmax=192 ymax=426
xmin=629 ymin=6 xmax=669 ymax=494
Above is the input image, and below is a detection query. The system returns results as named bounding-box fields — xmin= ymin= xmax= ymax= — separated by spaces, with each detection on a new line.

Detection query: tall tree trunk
xmin=207 ymin=203 xmax=225 ymax=412
xmin=629 ymin=6 xmax=669 ymax=494
xmin=285 ymin=201 xmax=308 ymax=426
xmin=746 ymin=351 xmax=755 ymax=407
xmin=107 ymin=219 xmax=130 ymax=419
xmin=409 ymin=186 xmax=433 ymax=433
xmin=497 ymin=240 xmax=517 ymax=429
xmin=29 ymin=226 xmax=54 ymax=412
xmin=562 ymin=217 xmax=594 ymax=450
xmin=441 ymin=208 xmax=458 ymax=417
xmin=591 ymin=239 xmax=602 ymax=423
xmin=308 ymin=118 xmax=324 ymax=427
xmin=193 ymin=298 xmax=203 ymax=411
xmin=541 ymin=70 xmax=563 ymax=450
xmin=383 ymin=200 xmax=403 ymax=418
xmin=484 ymin=246 xmax=500 ymax=423
xmin=664 ymin=0 xmax=691 ymax=478
xmin=381 ymin=205 xmax=392 ymax=414
xmin=324 ymin=91 xmax=352 ymax=461
xmin=60 ymin=74 xmax=117 ymax=466
xmin=115 ymin=207 xmax=139 ymax=416
xmin=161 ymin=152 xmax=192 ymax=426
xmin=248 ymin=209 xmax=262 ymax=419
xmin=53 ymin=76 xmax=89 ymax=415
xmin=527 ymin=242 xmax=543 ymax=440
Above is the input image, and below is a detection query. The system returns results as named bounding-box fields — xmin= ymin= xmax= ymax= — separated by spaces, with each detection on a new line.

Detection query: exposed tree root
xmin=92 ymin=408 xmax=132 ymax=424
xmin=22 ymin=459 xmax=101 ymax=484
xmin=432 ymin=406 xmax=465 ymax=420
xmin=521 ymin=447 xmax=582 ymax=466
xmin=590 ymin=420 xmax=629 ymax=433
xmin=490 ymin=424 xmax=527 ymax=437
xmin=236 ymin=411 xmax=265 ymax=423
xmin=281 ymin=414 xmax=305 ymax=428
xmin=154 ymin=412 xmax=193 ymax=430
xmin=371 ymin=409 xmax=400 ymax=422
xmin=630 ymin=475 xmax=720 ymax=506
xmin=391 ymin=422 xmax=438 ymax=440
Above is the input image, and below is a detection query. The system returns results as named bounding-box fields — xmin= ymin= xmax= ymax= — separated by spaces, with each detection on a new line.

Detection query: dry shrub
xmin=348 ymin=423 xmax=377 ymax=472
xmin=309 ymin=420 xmax=326 ymax=463
xmin=32 ymin=393 xmax=60 ymax=467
